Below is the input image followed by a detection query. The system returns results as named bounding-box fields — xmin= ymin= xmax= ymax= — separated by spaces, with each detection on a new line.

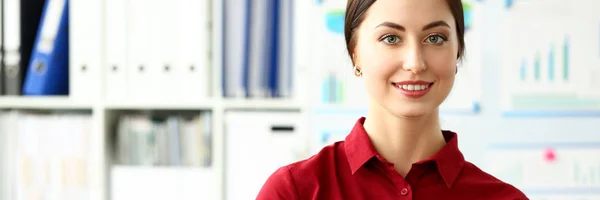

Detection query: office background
xmin=1 ymin=0 xmax=599 ymax=199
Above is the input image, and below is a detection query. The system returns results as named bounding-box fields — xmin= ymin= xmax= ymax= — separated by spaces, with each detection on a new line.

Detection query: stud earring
xmin=354 ymin=66 xmax=362 ymax=77
xmin=455 ymin=64 xmax=459 ymax=74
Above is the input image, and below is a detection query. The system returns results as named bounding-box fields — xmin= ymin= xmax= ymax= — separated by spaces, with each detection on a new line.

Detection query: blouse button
xmin=400 ymin=188 xmax=409 ymax=195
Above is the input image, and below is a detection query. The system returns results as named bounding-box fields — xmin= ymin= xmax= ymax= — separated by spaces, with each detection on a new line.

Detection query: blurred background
xmin=1 ymin=0 xmax=599 ymax=199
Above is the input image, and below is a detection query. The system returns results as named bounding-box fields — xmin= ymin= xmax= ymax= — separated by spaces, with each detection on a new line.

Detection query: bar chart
xmin=500 ymin=0 xmax=600 ymax=116
xmin=517 ymin=36 xmax=569 ymax=83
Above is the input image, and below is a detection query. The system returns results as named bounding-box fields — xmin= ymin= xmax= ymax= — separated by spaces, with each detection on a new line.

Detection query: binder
xmin=154 ymin=0 xmax=179 ymax=100
xmin=2 ymin=0 xmax=20 ymax=96
xmin=1 ymin=0 xmax=4 ymax=95
xmin=277 ymin=0 xmax=293 ymax=98
xmin=225 ymin=111 xmax=306 ymax=200
xmin=175 ymin=0 xmax=211 ymax=100
xmin=2 ymin=0 xmax=22 ymax=95
xmin=126 ymin=0 xmax=153 ymax=100
xmin=246 ymin=0 xmax=270 ymax=98
xmin=229 ymin=0 xmax=293 ymax=99
xmin=223 ymin=0 xmax=250 ymax=97
xmin=1 ymin=0 xmax=46 ymax=95
xmin=266 ymin=0 xmax=280 ymax=97
xmin=22 ymin=0 xmax=69 ymax=95
xmin=104 ymin=0 xmax=128 ymax=100
xmin=69 ymin=0 xmax=102 ymax=100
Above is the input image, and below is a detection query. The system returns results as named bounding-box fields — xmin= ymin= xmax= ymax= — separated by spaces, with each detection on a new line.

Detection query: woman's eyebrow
xmin=374 ymin=22 xmax=405 ymax=31
xmin=374 ymin=20 xmax=450 ymax=31
xmin=422 ymin=21 xmax=450 ymax=31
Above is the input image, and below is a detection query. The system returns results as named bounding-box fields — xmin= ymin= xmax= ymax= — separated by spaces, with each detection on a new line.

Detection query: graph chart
xmin=500 ymin=0 xmax=600 ymax=116
xmin=485 ymin=143 xmax=600 ymax=196
xmin=310 ymin=0 xmax=369 ymax=108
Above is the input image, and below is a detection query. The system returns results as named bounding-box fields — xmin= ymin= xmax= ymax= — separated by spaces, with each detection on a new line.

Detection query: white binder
xmin=69 ymin=0 xmax=102 ymax=100
xmin=225 ymin=111 xmax=306 ymax=200
xmin=0 ymin=0 xmax=3 ymax=94
xmin=175 ymin=0 xmax=211 ymax=100
xmin=127 ymin=0 xmax=154 ymax=100
xmin=104 ymin=0 xmax=128 ymax=100
xmin=152 ymin=0 xmax=179 ymax=100
xmin=3 ymin=0 xmax=21 ymax=94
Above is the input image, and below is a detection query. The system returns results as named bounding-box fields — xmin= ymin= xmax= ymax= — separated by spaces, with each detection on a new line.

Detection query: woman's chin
xmin=387 ymin=104 xmax=436 ymax=118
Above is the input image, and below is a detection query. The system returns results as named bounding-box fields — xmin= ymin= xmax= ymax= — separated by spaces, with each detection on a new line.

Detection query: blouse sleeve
xmin=256 ymin=166 xmax=300 ymax=200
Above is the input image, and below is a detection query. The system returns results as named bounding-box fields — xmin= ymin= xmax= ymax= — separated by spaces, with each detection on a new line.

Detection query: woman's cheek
xmin=426 ymin=51 xmax=456 ymax=77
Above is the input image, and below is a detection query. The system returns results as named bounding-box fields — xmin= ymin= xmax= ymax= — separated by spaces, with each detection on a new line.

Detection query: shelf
xmin=103 ymin=99 xmax=216 ymax=110
xmin=222 ymin=98 xmax=304 ymax=110
xmin=0 ymin=96 xmax=95 ymax=110
xmin=0 ymin=97 xmax=306 ymax=111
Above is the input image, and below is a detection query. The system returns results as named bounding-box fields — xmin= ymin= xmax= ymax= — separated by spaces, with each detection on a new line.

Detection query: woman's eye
xmin=425 ymin=35 xmax=446 ymax=44
xmin=383 ymin=35 xmax=401 ymax=44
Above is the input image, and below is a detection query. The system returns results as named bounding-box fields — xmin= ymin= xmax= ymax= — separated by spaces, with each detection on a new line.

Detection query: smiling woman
xmin=257 ymin=0 xmax=529 ymax=199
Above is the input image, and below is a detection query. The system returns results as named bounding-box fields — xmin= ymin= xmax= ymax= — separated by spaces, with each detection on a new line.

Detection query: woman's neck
xmin=363 ymin=104 xmax=447 ymax=177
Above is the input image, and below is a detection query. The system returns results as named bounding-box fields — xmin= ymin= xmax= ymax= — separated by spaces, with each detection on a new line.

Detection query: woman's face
xmin=353 ymin=0 xmax=459 ymax=118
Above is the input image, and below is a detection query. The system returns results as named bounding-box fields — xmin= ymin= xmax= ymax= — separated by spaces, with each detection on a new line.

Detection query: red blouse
xmin=257 ymin=117 xmax=528 ymax=200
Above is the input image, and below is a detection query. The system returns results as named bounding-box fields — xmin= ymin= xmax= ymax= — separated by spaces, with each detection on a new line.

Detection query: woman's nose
xmin=401 ymin=45 xmax=427 ymax=74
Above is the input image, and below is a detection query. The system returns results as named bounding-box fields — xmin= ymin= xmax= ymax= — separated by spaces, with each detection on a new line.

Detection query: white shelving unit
xmin=0 ymin=97 xmax=313 ymax=200
xmin=0 ymin=0 xmax=321 ymax=199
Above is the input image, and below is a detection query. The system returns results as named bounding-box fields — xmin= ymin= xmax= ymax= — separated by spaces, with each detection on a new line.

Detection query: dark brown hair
xmin=344 ymin=0 xmax=466 ymax=64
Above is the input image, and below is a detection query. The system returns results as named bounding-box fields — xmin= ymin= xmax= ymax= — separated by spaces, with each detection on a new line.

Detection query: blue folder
xmin=22 ymin=0 xmax=69 ymax=95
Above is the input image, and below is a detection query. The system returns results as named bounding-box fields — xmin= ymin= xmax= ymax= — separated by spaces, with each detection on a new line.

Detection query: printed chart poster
xmin=500 ymin=0 xmax=600 ymax=117
xmin=310 ymin=0 xmax=368 ymax=108
xmin=309 ymin=0 xmax=482 ymax=114
xmin=485 ymin=143 xmax=600 ymax=198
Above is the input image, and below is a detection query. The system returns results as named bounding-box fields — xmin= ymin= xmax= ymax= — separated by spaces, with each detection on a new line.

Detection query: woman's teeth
xmin=397 ymin=84 xmax=429 ymax=91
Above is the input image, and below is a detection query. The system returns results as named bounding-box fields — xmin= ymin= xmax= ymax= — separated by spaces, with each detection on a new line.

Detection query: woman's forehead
xmin=363 ymin=0 xmax=456 ymax=29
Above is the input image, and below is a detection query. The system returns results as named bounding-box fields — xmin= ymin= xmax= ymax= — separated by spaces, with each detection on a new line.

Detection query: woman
xmin=258 ymin=0 xmax=528 ymax=199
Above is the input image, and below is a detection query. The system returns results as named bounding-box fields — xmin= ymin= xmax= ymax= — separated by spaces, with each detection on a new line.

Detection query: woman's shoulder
xmin=457 ymin=161 xmax=529 ymax=199
xmin=257 ymin=141 xmax=348 ymax=199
